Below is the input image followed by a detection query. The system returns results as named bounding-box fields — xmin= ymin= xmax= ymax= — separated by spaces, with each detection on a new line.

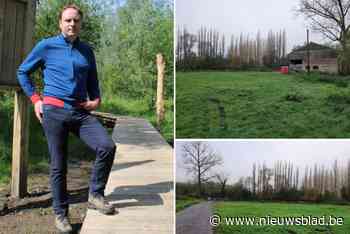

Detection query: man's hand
xmin=80 ymin=99 xmax=100 ymax=111
xmin=34 ymin=100 xmax=43 ymax=123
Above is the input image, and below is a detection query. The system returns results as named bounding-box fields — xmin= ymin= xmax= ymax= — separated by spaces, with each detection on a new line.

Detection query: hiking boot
xmin=55 ymin=215 xmax=72 ymax=233
xmin=88 ymin=193 xmax=116 ymax=215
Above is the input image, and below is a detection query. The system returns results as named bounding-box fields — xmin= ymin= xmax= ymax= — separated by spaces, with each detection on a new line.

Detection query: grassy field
xmin=176 ymin=196 xmax=202 ymax=212
xmin=176 ymin=71 xmax=350 ymax=138
xmin=214 ymin=201 xmax=350 ymax=234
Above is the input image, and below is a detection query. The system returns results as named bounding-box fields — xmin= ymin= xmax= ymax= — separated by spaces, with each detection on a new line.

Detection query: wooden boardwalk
xmin=80 ymin=117 xmax=174 ymax=234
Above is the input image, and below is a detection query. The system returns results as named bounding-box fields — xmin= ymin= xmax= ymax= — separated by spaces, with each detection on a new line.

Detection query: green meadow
xmin=176 ymin=71 xmax=350 ymax=138
xmin=214 ymin=201 xmax=350 ymax=234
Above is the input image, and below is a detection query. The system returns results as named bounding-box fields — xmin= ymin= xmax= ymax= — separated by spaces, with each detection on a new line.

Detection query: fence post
xmin=156 ymin=53 xmax=165 ymax=129
xmin=11 ymin=90 xmax=29 ymax=198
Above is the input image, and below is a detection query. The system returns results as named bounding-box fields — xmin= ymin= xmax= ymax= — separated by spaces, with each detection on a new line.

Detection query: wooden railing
xmin=91 ymin=111 xmax=118 ymax=128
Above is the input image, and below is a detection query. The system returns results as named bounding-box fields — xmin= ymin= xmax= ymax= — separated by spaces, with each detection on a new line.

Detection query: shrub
xmin=295 ymin=72 xmax=350 ymax=87
xmin=326 ymin=92 xmax=350 ymax=113
xmin=284 ymin=92 xmax=307 ymax=102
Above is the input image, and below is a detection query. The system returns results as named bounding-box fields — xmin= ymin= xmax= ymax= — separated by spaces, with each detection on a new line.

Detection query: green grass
xmin=214 ymin=201 xmax=350 ymax=234
xmin=176 ymin=71 xmax=350 ymax=138
xmin=176 ymin=196 xmax=202 ymax=212
xmin=0 ymin=92 xmax=15 ymax=185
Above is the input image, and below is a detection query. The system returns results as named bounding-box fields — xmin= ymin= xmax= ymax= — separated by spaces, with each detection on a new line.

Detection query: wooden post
xmin=307 ymin=29 xmax=310 ymax=74
xmin=11 ymin=90 xmax=29 ymax=198
xmin=156 ymin=53 xmax=165 ymax=129
xmin=10 ymin=0 xmax=36 ymax=198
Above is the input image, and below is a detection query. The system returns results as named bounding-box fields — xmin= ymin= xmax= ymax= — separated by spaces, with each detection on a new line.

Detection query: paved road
xmin=176 ymin=202 xmax=213 ymax=234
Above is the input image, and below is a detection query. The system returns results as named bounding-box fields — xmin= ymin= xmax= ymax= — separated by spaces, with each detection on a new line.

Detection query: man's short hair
xmin=58 ymin=4 xmax=83 ymax=20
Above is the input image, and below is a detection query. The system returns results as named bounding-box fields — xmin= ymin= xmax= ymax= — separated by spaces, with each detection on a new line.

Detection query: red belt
xmin=43 ymin=96 xmax=84 ymax=108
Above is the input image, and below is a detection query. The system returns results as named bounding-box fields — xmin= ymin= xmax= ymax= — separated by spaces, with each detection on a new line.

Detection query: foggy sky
xmin=176 ymin=140 xmax=350 ymax=184
xmin=176 ymin=0 xmax=327 ymax=52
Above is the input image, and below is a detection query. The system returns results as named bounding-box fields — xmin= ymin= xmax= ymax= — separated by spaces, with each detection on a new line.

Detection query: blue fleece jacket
xmin=17 ymin=34 xmax=100 ymax=104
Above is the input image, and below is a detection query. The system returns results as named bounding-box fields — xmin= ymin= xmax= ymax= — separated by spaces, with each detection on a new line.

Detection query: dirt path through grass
xmin=176 ymin=201 xmax=213 ymax=234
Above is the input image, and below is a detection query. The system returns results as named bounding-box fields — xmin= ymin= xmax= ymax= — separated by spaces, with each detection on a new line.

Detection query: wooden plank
xmin=14 ymin=1 xmax=25 ymax=82
xmin=0 ymin=85 xmax=21 ymax=90
xmin=0 ymin=0 xmax=6 ymax=76
xmin=91 ymin=111 xmax=118 ymax=121
xmin=22 ymin=0 xmax=35 ymax=56
xmin=2 ymin=0 xmax=16 ymax=85
xmin=91 ymin=111 xmax=117 ymax=128
xmin=0 ymin=0 xmax=27 ymax=87
xmin=11 ymin=90 xmax=29 ymax=198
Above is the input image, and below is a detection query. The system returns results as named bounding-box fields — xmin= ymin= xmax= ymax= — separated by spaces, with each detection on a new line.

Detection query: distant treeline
xmin=176 ymin=26 xmax=287 ymax=71
xmin=177 ymin=159 xmax=350 ymax=203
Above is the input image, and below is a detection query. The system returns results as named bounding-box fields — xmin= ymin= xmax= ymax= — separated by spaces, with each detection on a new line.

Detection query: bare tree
xmin=257 ymin=164 xmax=262 ymax=194
xmin=334 ymin=159 xmax=338 ymax=196
xmin=215 ymin=171 xmax=230 ymax=197
xmin=297 ymin=0 xmax=350 ymax=74
xmin=252 ymin=163 xmax=256 ymax=195
xmin=282 ymin=29 xmax=287 ymax=59
xmin=295 ymin=167 xmax=300 ymax=189
xmin=303 ymin=166 xmax=308 ymax=191
xmin=264 ymin=30 xmax=277 ymax=67
xmin=176 ymin=27 xmax=196 ymax=70
xmin=182 ymin=142 xmax=223 ymax=196
xmin=348 ymin=160 xmax=350 ymax=195
xmin=256 ymin=31 xmax=262 ymax=65
xmin=219 ymin=35 xmax=225 ymax=58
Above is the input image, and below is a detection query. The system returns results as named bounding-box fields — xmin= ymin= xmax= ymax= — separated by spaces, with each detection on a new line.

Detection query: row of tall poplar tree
xmin=241 ymin=160 xmax=350 ymax=202
xmin=176 ymin=27 xmax=287 ymax=71
xmin=177 ymin=142 xmax=350 ymax=203
xmin=178 ymin=159 xmax=350 ymax=202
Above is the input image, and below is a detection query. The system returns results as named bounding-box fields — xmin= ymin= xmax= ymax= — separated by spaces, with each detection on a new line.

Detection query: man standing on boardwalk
xmin=17 ymin=4 xmax=116 ymax=233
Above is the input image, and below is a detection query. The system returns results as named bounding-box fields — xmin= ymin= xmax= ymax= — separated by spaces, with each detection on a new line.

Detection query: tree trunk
xmin=339 ymin=40 xmax=350 ymax=75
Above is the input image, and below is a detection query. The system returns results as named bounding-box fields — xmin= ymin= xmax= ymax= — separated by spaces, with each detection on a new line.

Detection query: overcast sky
xmin=176 ymin=140 xmax=350 ymax=184
xmin=176 ymin=0 xmax=327 ymax=52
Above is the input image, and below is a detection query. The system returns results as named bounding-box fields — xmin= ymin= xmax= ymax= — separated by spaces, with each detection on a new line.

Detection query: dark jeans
xmin=42 ymin=104 xmax=116 ymax=217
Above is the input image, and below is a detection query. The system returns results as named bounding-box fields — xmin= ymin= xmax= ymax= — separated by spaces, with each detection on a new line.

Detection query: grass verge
xmin=214 ymin=201 xmax=350 ymax=234
xmin=176 ymin=196 xmax=202 ymax=213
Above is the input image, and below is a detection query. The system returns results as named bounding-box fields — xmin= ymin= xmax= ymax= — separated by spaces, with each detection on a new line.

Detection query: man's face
xmin=59 ymin=8 xmax=81 ymax=41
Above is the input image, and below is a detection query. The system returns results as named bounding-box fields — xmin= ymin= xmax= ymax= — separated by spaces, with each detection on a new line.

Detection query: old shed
xmin=288 ymin=42 xmax=338 ymax=74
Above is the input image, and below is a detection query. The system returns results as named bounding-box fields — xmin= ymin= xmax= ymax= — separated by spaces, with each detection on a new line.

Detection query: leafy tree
xmin=35 ymin=0 xmax=103 ymax=49
xmin=98 ymin=0 xmax=173 ymax=102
